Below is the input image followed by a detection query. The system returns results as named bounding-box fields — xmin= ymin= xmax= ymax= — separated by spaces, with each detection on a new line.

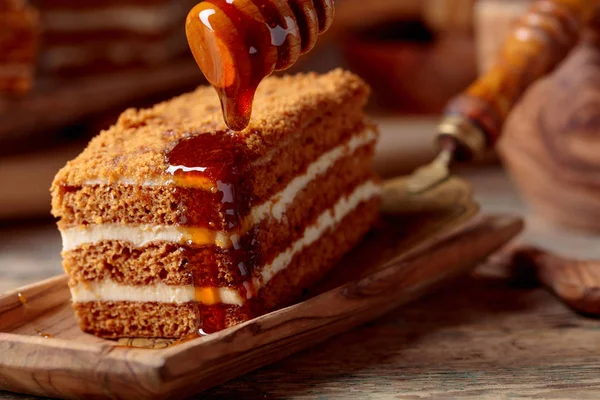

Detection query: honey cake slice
xmin=51 ymin=69 xmax=381 ymax=338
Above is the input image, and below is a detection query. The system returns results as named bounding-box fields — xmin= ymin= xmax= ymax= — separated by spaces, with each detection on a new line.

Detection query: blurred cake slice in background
xmin=0 ymin=0 xmax=39 ymax=95
xmin=1 ymin=0 xmax=203 ymax=148
xmin=0 ymin=0 xmax=203 ymax=220
xmin=34 ymin=0 xmax=197 ymax=76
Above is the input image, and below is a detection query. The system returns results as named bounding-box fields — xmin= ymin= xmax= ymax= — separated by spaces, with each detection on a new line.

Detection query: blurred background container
xmin=337 ymin=0 xmax=477 ymax=113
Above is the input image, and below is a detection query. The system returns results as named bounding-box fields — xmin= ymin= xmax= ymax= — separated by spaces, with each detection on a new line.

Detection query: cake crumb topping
xmin=51 ymin=69 xmax=369 ymax=188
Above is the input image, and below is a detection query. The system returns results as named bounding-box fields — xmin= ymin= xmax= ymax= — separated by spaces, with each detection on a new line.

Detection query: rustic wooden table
xmin=2 ymin=120 xmax=600 ymax=399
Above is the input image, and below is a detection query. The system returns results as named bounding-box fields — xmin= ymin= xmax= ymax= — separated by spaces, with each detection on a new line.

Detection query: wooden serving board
xmin=0 ymin=178 xmax=523 ymax=399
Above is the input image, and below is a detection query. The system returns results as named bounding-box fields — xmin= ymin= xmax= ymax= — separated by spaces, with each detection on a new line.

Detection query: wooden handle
xmin=443 ymin=0 xmax=597 ymax=151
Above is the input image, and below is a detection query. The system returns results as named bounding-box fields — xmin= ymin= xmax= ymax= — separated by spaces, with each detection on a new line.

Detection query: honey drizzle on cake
xmin=17 ymin=292 xmax=27 ymax=305
xmin=185 ymin=0 xmax=334 ymax=131
xmin=180 ymin=0 xmax=334 ymax=331
xmin=167 ymin=131 xmax=259 ymax=333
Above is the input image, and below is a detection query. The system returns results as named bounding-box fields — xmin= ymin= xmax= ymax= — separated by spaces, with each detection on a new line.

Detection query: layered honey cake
xmin=0 ymin=0 xmax=38 ymax=94
xmin=51 ymin=69 xmax=381 ymax=338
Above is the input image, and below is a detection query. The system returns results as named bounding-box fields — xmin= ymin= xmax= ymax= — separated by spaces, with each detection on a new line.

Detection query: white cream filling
xmin=61 ymin=224 xmax=231 ymax=252
xmin=61 ymin=129 xmax=377 ymax=251
xmin=255 ymin=180 xmax=381 ymax=285
xmin=71 ymin=281 xmax=244 ymax=306
xmin=70 ymin=181 xmax=382 ymax=306
xmin=251 ymin=129 xmax=377 ymax=222
xmin=43 ymin=3 xmax=187 ymax=34
xmin=70 ymin=281 xmax=244 ymax=306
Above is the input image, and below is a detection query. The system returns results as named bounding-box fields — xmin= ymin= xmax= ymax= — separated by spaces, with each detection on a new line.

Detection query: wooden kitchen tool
xmin=0 ymin=177 xmax=523 ymax=399
xmin=475 ymin=0 xmax=531 ymax=73
xmin=407 ymin=0 xmax=598 ymax=194
xmin=396 ymin=0 xmax=600 ymax=315
xmin=406 ymin=0 xmax=600 ymax=315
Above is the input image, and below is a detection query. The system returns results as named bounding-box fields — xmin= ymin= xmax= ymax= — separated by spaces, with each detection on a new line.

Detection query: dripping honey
xmin=173 ymin=0 xmax=334 ymax=334
xmin=36 ymin=329 xmax=53 ymax=339
xmin=186 ymin=0 xmax=334 ymax=131
xmin=166 ymin=132 xmax=259 ymax=333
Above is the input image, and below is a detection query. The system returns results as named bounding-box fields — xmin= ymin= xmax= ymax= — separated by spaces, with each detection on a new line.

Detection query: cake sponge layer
xmin=73 ymin=197 xmax=380 ymax=338
xmin=63 ymin=143 xmax=376 ymax=288
xmin=72 ymin=302 xmax=254 ymax=339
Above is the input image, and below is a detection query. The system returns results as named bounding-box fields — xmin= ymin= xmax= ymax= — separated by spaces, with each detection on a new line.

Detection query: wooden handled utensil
xmin=395 ymin=0 xmax=600 ymax=317
xmin=381 ymin=0 xmax=600 ymax=317
xmin=402 ymin=0 xmax=599 ymax=195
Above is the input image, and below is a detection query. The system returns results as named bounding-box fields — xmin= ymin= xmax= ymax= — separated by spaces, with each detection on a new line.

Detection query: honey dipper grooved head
xmin=185 ymin=0 xmax=335 ymax=131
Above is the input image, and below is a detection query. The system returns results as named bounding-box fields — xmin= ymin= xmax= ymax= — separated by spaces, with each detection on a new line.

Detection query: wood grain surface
xmin=5 ymin=273 xmax=600 ymax=399
xmin=0 ymin=214 xmax=521 ymax=399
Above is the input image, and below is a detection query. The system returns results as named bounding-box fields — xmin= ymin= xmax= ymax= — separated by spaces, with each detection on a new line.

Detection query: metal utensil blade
xmin=406 ymin=147 xmax=453 ymax=193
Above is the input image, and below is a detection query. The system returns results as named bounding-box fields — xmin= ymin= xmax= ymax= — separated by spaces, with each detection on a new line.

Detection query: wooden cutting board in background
xmin=0 ymin=177 xmax=523 ymax=399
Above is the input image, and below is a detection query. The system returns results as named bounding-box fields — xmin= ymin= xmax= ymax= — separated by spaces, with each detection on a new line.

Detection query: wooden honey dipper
xmin=407 ymin=0 xmax=599 ymax=192
xmin=186 ymin=0 xmax=334 ymax=131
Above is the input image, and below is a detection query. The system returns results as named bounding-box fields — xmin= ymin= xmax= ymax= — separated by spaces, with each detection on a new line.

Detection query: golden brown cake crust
xmin=50 ymin=69 xmax=369 ymax=188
